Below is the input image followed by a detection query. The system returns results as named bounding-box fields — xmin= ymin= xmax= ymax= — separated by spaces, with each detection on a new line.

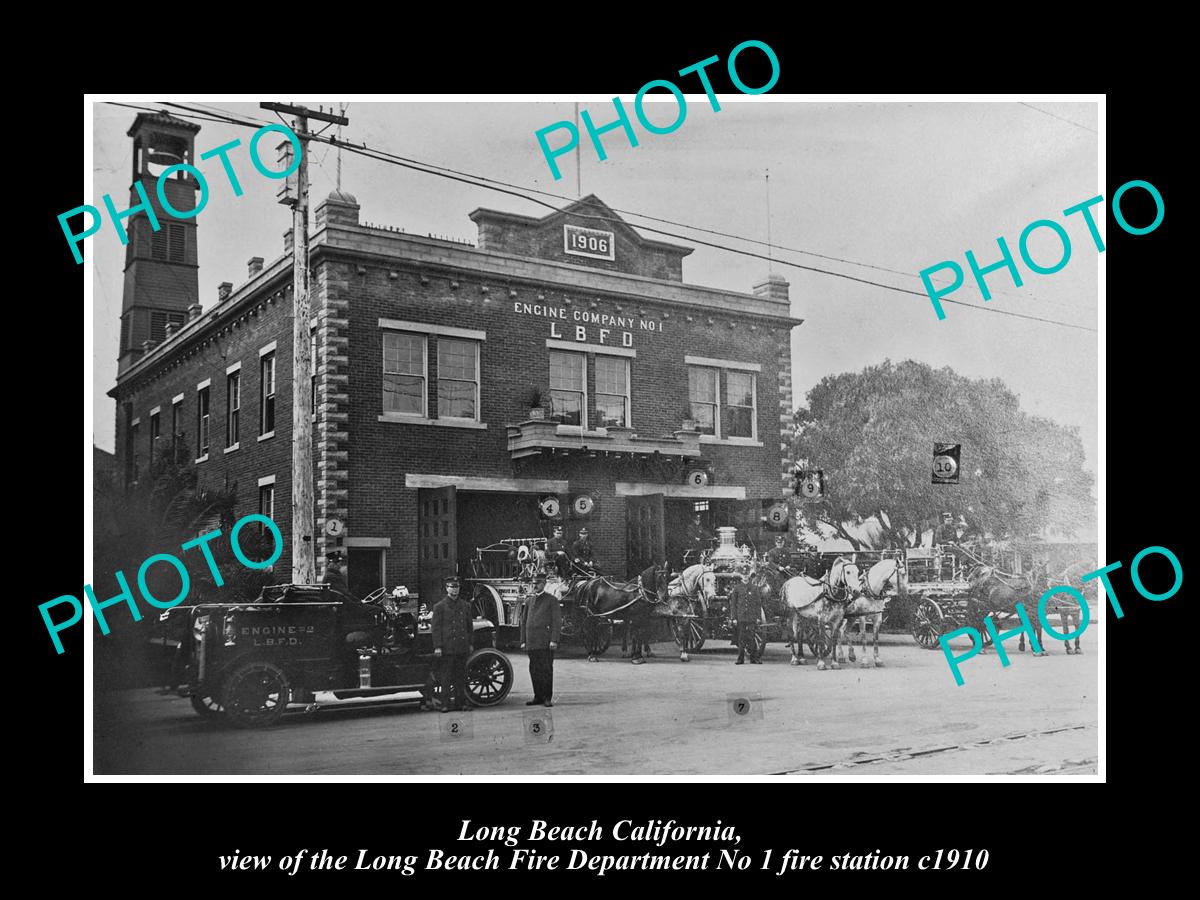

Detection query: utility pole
xmin=260 ymin=102 xmax=350 ymax=584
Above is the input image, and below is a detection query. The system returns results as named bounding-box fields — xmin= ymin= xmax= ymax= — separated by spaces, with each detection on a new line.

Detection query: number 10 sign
xmin=932 ymin=443 xmax=961 ymax=484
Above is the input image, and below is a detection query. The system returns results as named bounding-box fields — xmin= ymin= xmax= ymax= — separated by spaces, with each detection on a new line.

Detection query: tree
xmin=790 ymin=360 xmax=1095 ymax=550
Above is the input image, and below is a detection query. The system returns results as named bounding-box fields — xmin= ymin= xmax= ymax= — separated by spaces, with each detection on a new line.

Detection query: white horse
xmin=668 ymin=564 xmax=717 ymax=662
xmin=836 ymin=558 xmax=899 ymax=668
xmin=781 ymin=557 xmax=858 ymax=670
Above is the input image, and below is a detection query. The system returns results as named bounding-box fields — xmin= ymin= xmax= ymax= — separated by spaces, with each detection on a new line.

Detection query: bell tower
xmin=117 ymin=112 xmax=202 ymax=374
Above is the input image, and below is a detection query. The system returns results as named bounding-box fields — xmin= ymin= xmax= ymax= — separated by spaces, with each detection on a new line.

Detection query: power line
xmin=146 ymin=102 xmax=1098 ymax=333
xmin=1019 ymin=102 xmax=1098 ymax=135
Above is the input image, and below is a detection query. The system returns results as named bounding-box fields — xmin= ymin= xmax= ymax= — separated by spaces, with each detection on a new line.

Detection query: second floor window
xmin=196 ymin=386 xmax=210 ymax=459
xmin=149 ymin=411 xmax=161 ymax=455
xmin=130 ymin=421 xmax=140 ymax=485
xmin=549 ymin=350 xmax=585 ymax=427
xmin=437 ymin=338 xmax=479 ymax=420
xmin=724 ymin=370 xmax=756 ymax=438
xmin=260 ymin=353 xmax=276 ymax=435
xmin=688 ymin=366 xmax=719 ymax=435
xmin=227 ymin=372 xmax=240 ymax=446
xmin=595 ymin=355 xmax=630 ymax=428
xmin=383 ymin=331 xmax=426 ymax=416
xmin=171 ymin=399 xmax=183 ymax=449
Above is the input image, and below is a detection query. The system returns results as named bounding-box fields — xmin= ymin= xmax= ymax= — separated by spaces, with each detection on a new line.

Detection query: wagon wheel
xmin=672 ymin=601 xmax=706 ymax=652
xmin=746 ymin=629 xmax=766 ymax=663
xmin=912 ymin=598 xmax=946 ymax=650
xmin=190 ymin=694 xmax=224 ymax=719
xmin=465 ymin=647 xmax=513 ymax=707
xmin=581 ymin=617 xmax=612 ymax=656
xmin=219 ymin=660 xmax=289 ymax=728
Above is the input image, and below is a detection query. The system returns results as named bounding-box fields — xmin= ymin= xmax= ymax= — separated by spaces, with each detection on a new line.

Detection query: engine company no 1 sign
xmin=512 ymin=299 xmax=665 ymax=348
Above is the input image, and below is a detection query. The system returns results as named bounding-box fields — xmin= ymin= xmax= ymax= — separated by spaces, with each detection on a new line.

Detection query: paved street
xmin=93 ymin=628 xmax=1098 ymax=776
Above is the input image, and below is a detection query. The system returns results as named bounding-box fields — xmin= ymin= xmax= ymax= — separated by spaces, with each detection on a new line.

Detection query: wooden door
xmin=418 ymin=486 xmax=457 ymax=602
xmin=626 ymin=493 xmax=664 ymax=575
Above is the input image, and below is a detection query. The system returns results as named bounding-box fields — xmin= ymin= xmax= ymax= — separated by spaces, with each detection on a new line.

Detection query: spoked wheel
xmin=190 ymin=694 xmax=225 ymax=719
xmin=581 ymin=617 xmax=613 ymax=656
xmin=220 ymin=660 xmax=290 ymax=728
xmin=465 ymin=647 xmax=513 ymax=707
xmin=746 ymin=630 xmax=766 ymax=663
xmin=672 ymin=607 xmax=706 ymax=652
xmin=912 ymin=599 xmax=946 ymax=650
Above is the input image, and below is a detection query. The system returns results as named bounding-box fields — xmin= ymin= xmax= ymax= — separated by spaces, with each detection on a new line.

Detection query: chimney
xmin=284 ymin=228 xmax=294 ymax=253
xmin=188 ymin=302 xmax=203 ymax=320
xmin=315 ymin=190 xmax=361 ymax=230
xmin=217 ymin=282 xmax=233 ymax=302
xmin=141 ymin=339 xmax=157 ymax=353
xmin=164 ymin=321 xmax=180 ymax=340
xmin=248 ymin=256 xmax=264 ymax=278
xmin=751 ymin=272 xmax=790 ymax=304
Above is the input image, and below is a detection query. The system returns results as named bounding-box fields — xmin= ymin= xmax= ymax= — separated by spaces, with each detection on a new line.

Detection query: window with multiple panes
xmin=130 ymin=421 xmax=140 ymax=484
xmin=260 ymin=352 xmax=276 ymax=435
xmin=259 ymin=483 xmax=275 ymax=522
xmin=688 ymin=367 xmax=719 ymax=435
xmin=171 ymin=398 xmax=183 ymax=449
xmin=437 ymin=338 xmax=479 ymax=420
xmin=687 ymin=365 xmax=756 ymax=439
xmin=549 ymin=350 xmax=586 ymax=427
xmin=724 ymin=370 xmax=756 ymax=438
xmin=226 ymin=372 xmax=240 ymax=447
xmin=196 ymin=386 xmax=210 ymax=458
xmin=149 ymin=411 xmax=161 ymax=455
xmin=595 ymin=355 xmax=630 ymax=428
xmin=382 ymin=331 xmax=426 ymax=416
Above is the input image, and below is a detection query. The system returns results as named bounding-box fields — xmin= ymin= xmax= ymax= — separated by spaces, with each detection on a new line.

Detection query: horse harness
xmin=583 ymin=573 xmax=665 ymax=619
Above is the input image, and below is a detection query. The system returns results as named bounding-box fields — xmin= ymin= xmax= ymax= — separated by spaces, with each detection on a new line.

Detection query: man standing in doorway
xmin=685 ymin=513 xmax=712 ymax=565
xmin=431 ymin=575 xmax=473 ymax=711
xmin=520 ymin=570 xmax=562 ymax=707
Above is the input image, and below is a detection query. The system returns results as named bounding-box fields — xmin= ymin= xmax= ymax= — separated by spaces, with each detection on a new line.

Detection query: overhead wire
xmin=128 ymin=102 xmax=1097 ymax=333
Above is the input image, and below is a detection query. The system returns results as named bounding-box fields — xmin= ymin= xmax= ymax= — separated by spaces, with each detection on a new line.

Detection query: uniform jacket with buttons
xmin=430 ymin=594 xmax=473 ymax=655
xmin=728 ymin=581 xmax=764 ymax=622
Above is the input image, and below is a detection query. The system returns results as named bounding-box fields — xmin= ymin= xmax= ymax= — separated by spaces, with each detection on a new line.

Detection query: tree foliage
xmin=790 ymin=360 xmax=1094 ymax=550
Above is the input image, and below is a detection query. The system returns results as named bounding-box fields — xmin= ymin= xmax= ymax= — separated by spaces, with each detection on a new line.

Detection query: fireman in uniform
xmin=430 ymin=575 xmax=473 ymax=712
xmin=685 ymin=514 xmax=712 ymax=565
xmin=765 ymin=534 xmax=792 ymax=569
xmin=728 ymin=568 xmax=764 ymax=664
xmin=571 ymin=528 xmax=598 ymax=574
xmin=546 ymin=525 xmax=570 ymax=578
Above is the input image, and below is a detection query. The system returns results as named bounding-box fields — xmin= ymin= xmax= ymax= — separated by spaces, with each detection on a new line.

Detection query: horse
xmin=574 ymin=564 xmax=690 ymax=663
xmin=780 ymin=556 xmax=859 ymax=670
xmin=1039 ymin=560 xmax=1095 ymax=655
xmin=965 ymin=564 xmax=1050 ymax=656
xmin=668 ymin=564 xmax=718 ymax=661
xmin=835 ymin=558 xmax=900 ymax=668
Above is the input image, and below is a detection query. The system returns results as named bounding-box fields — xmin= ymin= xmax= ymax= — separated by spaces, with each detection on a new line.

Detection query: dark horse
xmin=966 ymin=563 xmax=1056 ymax=656
xmin=573 ymin=564 xmax=689 ymax=663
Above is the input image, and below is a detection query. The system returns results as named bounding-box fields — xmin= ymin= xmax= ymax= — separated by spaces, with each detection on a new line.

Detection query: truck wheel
xmin=190 ymin=694 xmax=224 ymax=719
xmin=220 ymin=660 xmax=290 ymax=728
xmin=465 ymin=648 xmax=513 ymax=707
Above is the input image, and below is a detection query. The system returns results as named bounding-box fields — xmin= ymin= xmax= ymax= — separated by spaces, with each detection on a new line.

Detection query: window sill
xmin=698 ymin=435 xmax=763 ymax=447
xmin=258 ymin=431 xmax=275 ymax=442
xmin=555 ymin=425 xmax=609 ymax=437
xmin=224 ymin=443 xmax=240 ymax=454
xmin=195 ymin=454 xmax=209 ymax=464
xmin=377 ymin=414 xmax=487 ymax=430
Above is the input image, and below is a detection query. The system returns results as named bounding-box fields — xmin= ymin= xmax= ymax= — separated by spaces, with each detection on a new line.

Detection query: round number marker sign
xmin=934 ymin=455 xmax=958 ymax=478
xmin=572 ymin=494 xmax=594 ymax=517
xmin=324 ymin=517 xmax=344 ymax=537
xmin=801 ymin=477 xmax=820 ymax=499
xmin=539 ymin=497 xmax=561 ymax=519
xmin=766 ymin=503 xmax=788 ymax=527
xmin=687 ymin=470 xmax=709 ymax=487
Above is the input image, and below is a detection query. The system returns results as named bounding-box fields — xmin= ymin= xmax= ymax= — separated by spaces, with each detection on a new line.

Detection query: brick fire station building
xmin=109 ymin=112 xmax=803 ymax=604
